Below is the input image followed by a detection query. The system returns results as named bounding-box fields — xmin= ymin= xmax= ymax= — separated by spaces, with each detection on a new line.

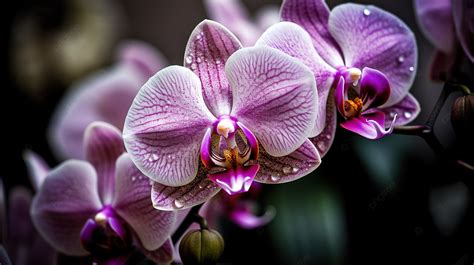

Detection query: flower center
xmin=201 ymin=116 xmax=260 ymax=195
xmin=344 ymin=97 xmax=363 ymax=118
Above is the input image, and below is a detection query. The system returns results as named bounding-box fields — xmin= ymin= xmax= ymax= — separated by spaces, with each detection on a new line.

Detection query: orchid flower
xmin=414 ymin=0 xmax=474 ymax=79
xmin=32 ymin=122 xmax=177 ymax=264
xmin=204 ymin=0 xmax=280 ymax=46
xmin=48 ymin=40 xmax=166 ymax=160
xmin=255 ymin=1 xmax=420 ymax=147
xmin=123 ymin=20 xmax=321 ymax=210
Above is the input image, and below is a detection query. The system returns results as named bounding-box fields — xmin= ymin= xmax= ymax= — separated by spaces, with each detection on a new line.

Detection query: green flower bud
xmin=451 ymin=94 xmax=474 ymax=137
xmin=179 ymin=228 xmax=224 ymax=265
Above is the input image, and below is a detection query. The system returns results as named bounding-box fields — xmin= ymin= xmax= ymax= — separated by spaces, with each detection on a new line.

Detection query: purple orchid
xmin=48 ymin=40 xmax=166 ymax=160
xmin=32 ymin=122 xmax=177 ymax=264
xmin=255 ymin=0 xmax=420 ymax=145
xmin=414 ymin=0 xmax=474 ymax=79
xmin=124 ymin=20 xmax=321 ymax=210
xmin=204 ymin=0 xmax=280 ymax=46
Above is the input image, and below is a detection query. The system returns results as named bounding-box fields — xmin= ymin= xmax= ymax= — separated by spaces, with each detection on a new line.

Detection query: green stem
xmin=171 ymin=203 xmax=206 ymax=243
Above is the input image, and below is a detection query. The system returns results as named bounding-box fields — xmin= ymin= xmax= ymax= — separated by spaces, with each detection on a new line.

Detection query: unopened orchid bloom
xmin=49 ymin=40 xmax=166 ymax=160
xmin=124 ymin=20 xmax=321 ymax=210
xmin=204 ymin=0 xmax=280 ymax=46
xmin=414 ymin=0 xmax=474 ymax=79
xmin=32 ymin=122 xmax=176 ymax=264
xmin=256 ymin=0 xmax=420 ymax=145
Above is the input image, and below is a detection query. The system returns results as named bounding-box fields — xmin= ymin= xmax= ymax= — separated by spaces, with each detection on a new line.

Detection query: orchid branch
xmin=171 ymin=203 xmax=207 ymax=243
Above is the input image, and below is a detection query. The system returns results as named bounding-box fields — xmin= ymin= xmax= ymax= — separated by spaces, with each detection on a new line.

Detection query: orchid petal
xmin=310 ymin=95 xmax=337 ymax=157
xmin=8 ymin=187 xmax=34 ymax=246
xmin=117 ymin=40 xmax=168 ymax=78
xmin=281 ymin=0 xmax=344 ymax=66
xmin=334 ymin=76 xmax=347 ymax=116
xmin=229 ymin=205 xmax=276 ymax=229
xmin=228 ymin=46 xmax=318 ymax=157
xmin=340 ymin=110 xmax=396 ymax=140
xmin=328 ymin=3 xmax=417 ymax=106
xmin=208 ymin=164 xmax=259 ymax=195
xmin=23 ymin=150 xmax=50 ymax=191
xmin=151 ymin=166 xmax=221 ymax=211
xmin=184 ymin=20 xmax=242 ymax=117
xmin=414 ymin=0 xmax=455 ymax=53
xmin=204 ymin=0 xmax=260 ymax=46
xmin=256 ymin=22 xmax=337 ymax=137
xmin=48 ymin=63 xmax=146 ymax=160
xmin=255 ymin=139 xmax=320 ymax=184
xmin=123 ymin=66 xmax=216 ymax=186
xmin=84 ymin=122 xmax=124 ymax=205
xmin=453 ymin=0 xmax=474 ymax=62
xmin=112 ymin=154 xmax=176 ymax=251
xmin=381 ymin=93 xmax=420 ymax=127
xmin=359 ymin=68 xmax=391 ymax=110
xmin=139 ymin=238 xmax=174 ymax=265
xmin=31 ymin=160 xmax=102 ymax=256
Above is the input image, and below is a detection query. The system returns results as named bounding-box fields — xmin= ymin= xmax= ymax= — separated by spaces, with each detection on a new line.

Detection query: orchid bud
xmin=179 ymin=228 xmax=224 ymax=265
xmin=451 ymin=94 xmax=474 ymax=137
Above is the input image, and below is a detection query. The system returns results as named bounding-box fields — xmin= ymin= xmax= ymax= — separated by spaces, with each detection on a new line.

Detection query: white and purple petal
xmin=123 ymin=66 xmax=216 ymax=186
xmin=328 ymin=3 xmax=417 ymax=106
xmin=184 ymin=20 xmax=242 ymax=117
xmin=139 ymin=238 xmax=174 ymax=265
xmin=228 ymin=46 xmax=318 ymax=157
xmin=84 ymin=122 xmax=124 ymax=205
xmin=31 ymin=160 xmax=103 ymax=256
xmin=310 ymin=93 xmax=337 ymax=157
xmin=117 ymin=40 xmax=168 ymax=78
xmin=112 ymin=154 xmax=176 ymax=252
xmin=380 ymin=93 xmax=420 ymax=126
xmin=281 ymin=0 xmax=344 ymax=67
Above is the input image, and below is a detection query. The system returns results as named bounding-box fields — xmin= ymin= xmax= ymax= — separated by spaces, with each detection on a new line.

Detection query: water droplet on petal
xmin=270 ymin=175 xmax=280 ymax=182
xmin=196 ymin=57 xmax=202 ymax=63
xmin=282 ymin=166 xmax=292 ymax=175
xmin=404 ymin=111 xmax=412 ymax=119
xmin=190 ymin=63 xmax=197 ymax=70
xmin=215 ymin=59 xmax=221 ymax=65
xmin=398 ymin=56 xmax=405 ymax=63
xmin=409 ymin=66 xmax=415 ymax=72
xmin=131 ymin=176 xmax=136 ymax=182
xmin=185 ymin=55 xmax=193 ymax=64
xmin=292 ymin=167 xmax=299 ymax=173
xmin=173 ymin=200 xmax=184 ymax=209
xmin=198 ymin=185 xmax=203 ymax=189
xmin=317 ymin=142 xmax=326 ymax=151
xmin=363 ymin=8 xmax=371 ymax=16
xmin=325 ymin=134 xmax=331 ymax=140
xmin=196 ymin=33 xmax=202 ymax=40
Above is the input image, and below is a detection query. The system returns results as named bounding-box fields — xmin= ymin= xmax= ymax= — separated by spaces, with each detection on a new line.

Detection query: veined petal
xmin=184 ymin=20 xmax=242 ymax=117
xmin=48 ymin=63 xmax=146 ymax=160
xmin=310 ymin=94 xmax=337 ymax=157
xmin=453 ymin=0 xmax=474 ymax=63
xmin=329 ymin=3 xmax=417 ymax=106
xmin=117 ymin=40 xmax=168 ymax=78
xmin=414 ymin=0 xmax=455 ymax=53
xmin=256 ymin=22 xmax=337 ymax=137
xmin=123 ymin=66 xmax=216 ymax=186
xmin=31 ymin=160 xmax=102 ymax=256
xmin=359 ymin=67 xmax=391 ymax=110
xmin=204 ymin=0 xmax=260 ymax=46
xmin=340 ymin=110 xmax=396 ymax=140
xmin=151 ymin=166 xmax=221 ymax=211
xmin=255 ymin=139 xmax=321 ymax=184
xmin=281 ymin=0 xmax=344 ymax=66
xmin=381 ymin=93 xmax=420 ymax=126
xmin=139 ymin=238 xmax=174 ymax=265
xmin=23 ymin=150 xmax=50 ymax=191
xmin=112 ymin=154 xmax=176 ymax=251
xmin=84 ymin=122 xmax=124 ymax=205
xmin=228 ymin=46 xmax=318 ymax=157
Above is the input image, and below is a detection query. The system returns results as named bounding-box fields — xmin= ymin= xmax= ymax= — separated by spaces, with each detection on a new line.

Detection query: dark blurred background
xmin=2 ymin=0 xmax=473 ymax=264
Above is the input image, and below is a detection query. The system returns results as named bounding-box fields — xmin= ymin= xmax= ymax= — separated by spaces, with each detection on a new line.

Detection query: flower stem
xmin=171 ymin=203 xmax=206 ymax=243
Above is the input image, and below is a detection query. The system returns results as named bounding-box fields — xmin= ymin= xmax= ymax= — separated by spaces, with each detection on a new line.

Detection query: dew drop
xmin=270 ymin=175 xmax=280 ymax=182
xmin=398 ymin=56 xmax=405 ymax=63
xmin=198 ymin=185 xmax=203 ymax=189
xmin=196 ymin=57 xmax=202 ymax=63
xmin=409 ymin=66 xmax=415 ymax=72
xmin=215 ymin=59 xmax=221 ymax=65
xmin=325 ymin=134 xmax=331 ymax=140
xmin=282 ymin=166 xmax=292 ymax=175
xmin=173 ymin=200 xmax=184 ymax=209
xmin=317 ymin=142 xmax=326 ymax=151
xmin=131 ymin=176 xmax=137 ymax=182
xmin=292 ymin=167 xmax=299 ymax=173
xmin=185 ymin=55 xmax=193 ymax=64
xmin=190 ymin=63 xmax=197 ymax=70
xmin=403 ymin=111 xmax=412 ymax=119
xmin=363 ymin=8 xmax=371 ymax=16
xmin=196 ymin=33 xmax=202 ymax=40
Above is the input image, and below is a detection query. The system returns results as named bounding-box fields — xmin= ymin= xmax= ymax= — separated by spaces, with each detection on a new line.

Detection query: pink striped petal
xmin=228 ymin=46 xmax=318 ymax=157
xmin=84 ymin=122 xmax=124 ymax=204
xmin=31 ymin=160 xmax=102 ymax=256
xmin=139 ymin=238 xmax=174 ymax=265
xmin=281 ymin=0 xmax=344 ymax=67
xmin=381 ymin=93 xmax=420 ymax=127
xmin=184 ymin=20 xmax=242 ymax=117
xmin=23 ymin=150 xmax=50 ymax=191
xmin=151 ymin=166 xmax=221 ymax=211
xmin=255 ymin=139 xmax=321 ymax=184
xmin=414 ymin=0 xmax=455 ymax=53
xmin=112 ymin=154 xmax=176 ymax=252
xmin=453 ymin=0 xmax=474 ymax=62
xmin=123 ymin=66 xmax=216 ymax=186
xmin=256 ymin=22 xmax=337 ymax=137
xmin=117 ymin=40 xmax=168 ymax=78
xmin=310 ymin=96 xmax=337 ymax=157
xmin=328 ymin=4 xmax=417 ymax=107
